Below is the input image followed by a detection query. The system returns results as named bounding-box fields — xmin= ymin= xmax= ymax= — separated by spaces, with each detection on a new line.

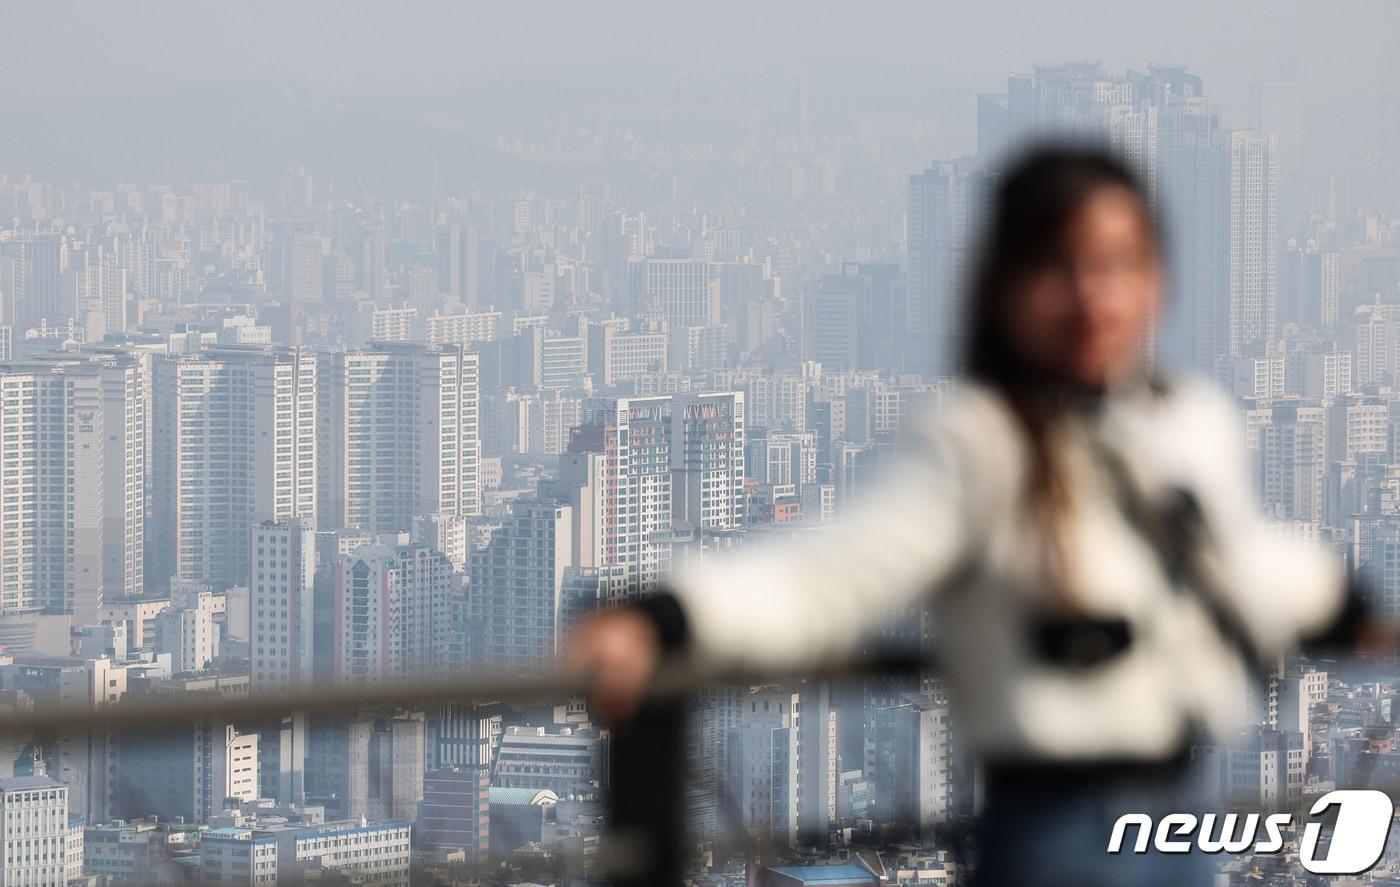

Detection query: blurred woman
xmin=569 ymin=147 xmax=1371 ymax=886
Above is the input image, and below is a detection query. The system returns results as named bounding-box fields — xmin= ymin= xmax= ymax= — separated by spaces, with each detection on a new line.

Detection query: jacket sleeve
xmin=1176 ymin=384 xmax=1350 ymax=660
xmin=665 ymin=392 xmax=1001 ymax=674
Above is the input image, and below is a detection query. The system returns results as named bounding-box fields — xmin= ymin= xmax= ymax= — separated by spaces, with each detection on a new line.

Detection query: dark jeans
xmin=971 ymin=757 xmax=1220 ymax=887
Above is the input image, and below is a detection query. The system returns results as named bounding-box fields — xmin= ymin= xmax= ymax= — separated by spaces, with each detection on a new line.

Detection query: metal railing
xmin=0 ymin=653 xmax=929 ymax=886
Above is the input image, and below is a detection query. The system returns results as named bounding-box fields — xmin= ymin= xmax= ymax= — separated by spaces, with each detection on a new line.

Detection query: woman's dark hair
xmin=963 ymin=145 xmax=1160 ymax=606
xmin=965 ymin=145 xmax=1159 ymax=391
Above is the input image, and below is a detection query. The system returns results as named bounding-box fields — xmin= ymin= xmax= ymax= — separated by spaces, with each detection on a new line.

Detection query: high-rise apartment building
xmin=411 ymin=512 xmax=468 ymax=573
xmin=671 ymin=392 xmax=745 ymax=532
xmin=426 ymin=308 xmax=500 ymax=346
xmin=150 ymin=345 xmax=317 ymax=587
xmin=99 ymin=353 xmax=146 ymax=601
xmin=973 ymin=63 xmax=1236 ymax=375
xmin=467 ymin=501 xmax=573 ymax=670
xmin=333 ymin=541 xmax=460 ymax=684
xmin=1152 ymin=68 xmax=1230 ymax=374
xmin=0 ymin=234 xmax=67 ymax=330
xmin=319 ymin=343 xmax=479 ymax=534
xmin=249 ymin=519 xmax=316 ymax=692
xmin=1248 ymin=401 xmax=1327 ymax=523
xmin=631 ymin=257 xmax=717 ymax=329
xmin=69 ymin=239 xmax=129 ymax=342
xmin=1228 ymin=131 xmax=1281 ymax=356
xmin=0 ymin=354 xmax=144 ymax=626
xmin=560 ymin=396 xmax=673 ymax=594
xmin=906 ymin=161 xmax=987 ymax=374
xmin=588 ymin=317 xmax=668 ymax=386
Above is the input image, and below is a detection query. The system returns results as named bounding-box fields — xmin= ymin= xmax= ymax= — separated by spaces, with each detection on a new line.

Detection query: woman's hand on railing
xmin=566 ymin=608 xmax=663 ymax=727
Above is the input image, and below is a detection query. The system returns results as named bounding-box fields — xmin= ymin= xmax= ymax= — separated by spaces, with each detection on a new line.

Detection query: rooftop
xmin=488 ymin=787 xmax=559 ymax=807
xmin=765 ymin=864 xmax=880 ymax=886
xmin=0 ymin=775 xmax=63 ymax=792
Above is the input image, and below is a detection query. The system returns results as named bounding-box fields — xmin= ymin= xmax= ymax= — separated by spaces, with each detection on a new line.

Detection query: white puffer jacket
xmin=669 ymin=378 xmax=1347 ymax=763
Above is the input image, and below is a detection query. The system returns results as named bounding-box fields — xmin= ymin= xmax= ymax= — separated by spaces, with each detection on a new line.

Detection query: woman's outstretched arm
xmin=567 ymin=389 xmax=1015 ymax=720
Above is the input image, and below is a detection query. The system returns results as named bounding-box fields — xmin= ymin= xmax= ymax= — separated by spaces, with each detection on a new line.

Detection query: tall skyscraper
xmin=906 ymin=160 xmax=987 ymax=374
xmin=975 ymin=63 xmax=1235 ymax=374
xmin=257 ymin=712 xmax=308 ymax=808
xmin=1150 ymin=68 xmax=1230 ymax=373
xmin=0 ymin=256 xmax=17 ymax=329
xmin=98 ymin=353 xmax=145 ymax=601
xmin=435 ymin=221 xmax=464 ymax=304
xmin=1228 ymin=131 xmax=1281 ymax=356
xmin=1252 ymin=80 xmax=1305 ymax=238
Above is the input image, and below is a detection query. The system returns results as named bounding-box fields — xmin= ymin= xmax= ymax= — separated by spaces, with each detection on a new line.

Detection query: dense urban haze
xmin=3 ymin=2 xmax=1400 ymax=884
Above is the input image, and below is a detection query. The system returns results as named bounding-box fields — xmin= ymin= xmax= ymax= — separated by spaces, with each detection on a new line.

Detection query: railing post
xmin=605 ymin=697 xmax=687 ymax=886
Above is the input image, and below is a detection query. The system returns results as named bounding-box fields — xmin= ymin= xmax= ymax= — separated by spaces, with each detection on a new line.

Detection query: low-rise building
xmin=0 ymin=775 xmax=70 ymax=887
xmin=200 ymin=819 xmax=412 ymax=886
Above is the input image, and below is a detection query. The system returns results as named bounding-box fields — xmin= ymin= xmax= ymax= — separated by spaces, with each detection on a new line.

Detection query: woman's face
xmin=1002 ymin=186 xmax=1162 ymax=389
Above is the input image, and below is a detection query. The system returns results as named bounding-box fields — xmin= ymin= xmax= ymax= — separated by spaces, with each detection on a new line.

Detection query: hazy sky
xmin=2 ymin=1 xmax=1393 ymax=114
xmin=2 ymin=0 xmax=1397 ymax=187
